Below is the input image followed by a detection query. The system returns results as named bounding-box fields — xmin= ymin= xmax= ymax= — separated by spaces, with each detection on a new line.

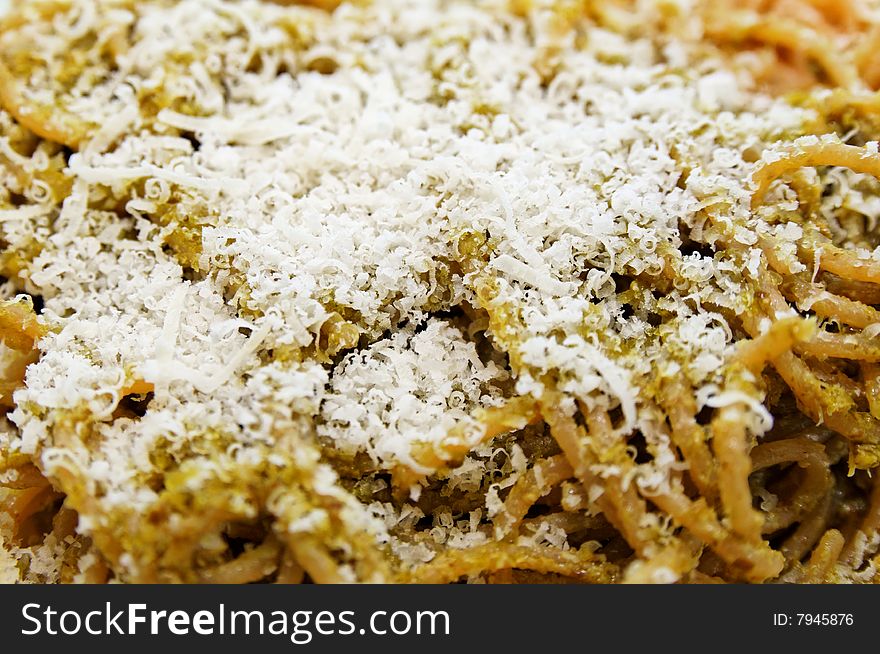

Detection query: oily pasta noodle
xmin=749 ymin=436 xmax=833 ymax=533
xmin=403 ymin=396 xmax=541 ymax=487
xmin=542 ymin=399 xmax=699 ymax=580
xmin=658 ymin=381 xmax=717 ymax=500
xmin=581 ymin=405 xmax=667 ymax=552
xmin=744 ymin=269 xmax=880 ymax=444
xmin=703 ymin=11 xmax=858 ymax=90
xmin=402 ymin=542 xmax=618 ymax=585
xmin=806 ymin=358 xmax=867 ymax=408
xmin=285 ymin=536 xmax=347 ymax=584
xmin=710 ymin=318 xmax=818 ymax=544
xmin=800 ymin=528 xmax=845 ymax=582
xmin=0 ymin=1 xmax=111 ymax=148
xmin=705 ymin=0 xmax=878 ymax=92
xmin=647 ymin=484 xmax=784 ymax=582
xmin=772 ymin=351 xmax=879 ymax=442
xmin=0 ymin=60 xmax=91 ymax=149
xmin=493 ymin=454 xmax=573 ymax=539
xmin=821 ymin=273 xmax=880 ymax=305
xmin=0 ymin=297 xmax=44 ymax=352
xmin=797 ymin=330 xmax=880 ymax=362
xmin=752 ymin=141 xmax=880 ymax=209
xmin=275 ymin=549 xmax=307 ymax=585
xmin=6 ymin=483 xmax=63 ymax=545
xmin=542 ymin=398 xmax=664 ymax=559
xmin=518 ymin=511 xmax=607 ymax=538
xmin=621 ymin=540 xmax=701 ymax=585
xmin=779 ymin=275 xmax=880 ymax=329
xmin=197 ymin=537 xmax=283 ymax=584
xmin=710 ymin=393 xmax=765 ymax=544
xmin=811 ymin=241 xmax=880 ymax=286
xmin=0 ymin=463 xmax=46 ymax=491
xmin=779 ymin=490 xmax=835 ymax=566
xmin=732 ymin=316 xmax=816 ymax=373
xmin=0 ymin=349 xmax=37 ymax=408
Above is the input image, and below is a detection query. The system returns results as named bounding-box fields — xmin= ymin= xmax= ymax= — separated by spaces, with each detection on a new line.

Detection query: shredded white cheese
xmin=0 ymin=0 xmax=823 ymax=577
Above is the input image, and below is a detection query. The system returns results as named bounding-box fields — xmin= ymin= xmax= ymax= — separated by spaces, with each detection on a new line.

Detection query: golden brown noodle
xmin=749 ymin=437 xmax=833 ymax=533
xmin=801 ymin=528 xmax=845 ymax=582
xmin=493 ymin=454 xmax=574 ymax=539
xmin=198 ymin=537 xmax=283 ymax=584
xmin=402 ymin=542 xmax=619 ymax=584
xmin=659 ymin=381 xmax=717 ymax=500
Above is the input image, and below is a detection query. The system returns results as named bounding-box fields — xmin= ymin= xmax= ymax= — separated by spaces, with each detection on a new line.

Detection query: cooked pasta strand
xmin=198 ymin=538 xmax=283 ymax=584
xmin=494 ymin=454 xmax=574 ymax=539
xmin=659 ymin=381 xmax=717 ymax=499
xmin=753 ymin=142 xmax=880 ymax=209
xmin=801 ymin=529 xmax=844 ymax=582
xmin=750 ymin=437 xmax=833 ymax=533
xmin=403 ymin=543 xmax=618 ymax=584
xmin=779 ymin=276 xmax=880 ymax=329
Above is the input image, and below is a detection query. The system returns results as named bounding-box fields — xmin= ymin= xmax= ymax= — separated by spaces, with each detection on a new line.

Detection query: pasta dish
xmin=2 ymin=0 xmax=880 ymax=584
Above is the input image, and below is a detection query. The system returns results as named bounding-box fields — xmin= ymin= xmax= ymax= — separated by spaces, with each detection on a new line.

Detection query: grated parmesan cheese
xmin=0 ymin=0 xmax=826 ymax=578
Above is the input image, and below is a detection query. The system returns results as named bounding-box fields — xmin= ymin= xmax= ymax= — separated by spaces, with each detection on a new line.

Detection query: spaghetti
xmin=2 ymin=0 xmax=880 ymax=584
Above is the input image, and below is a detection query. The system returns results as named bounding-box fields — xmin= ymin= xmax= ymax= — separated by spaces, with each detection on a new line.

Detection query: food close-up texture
xmin=2 ymin=0 xmax=880 ymax=584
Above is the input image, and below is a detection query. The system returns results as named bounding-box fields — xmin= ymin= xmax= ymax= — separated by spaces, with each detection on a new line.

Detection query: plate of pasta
xmin=2 ymin=0 xmax=880 ymax=585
